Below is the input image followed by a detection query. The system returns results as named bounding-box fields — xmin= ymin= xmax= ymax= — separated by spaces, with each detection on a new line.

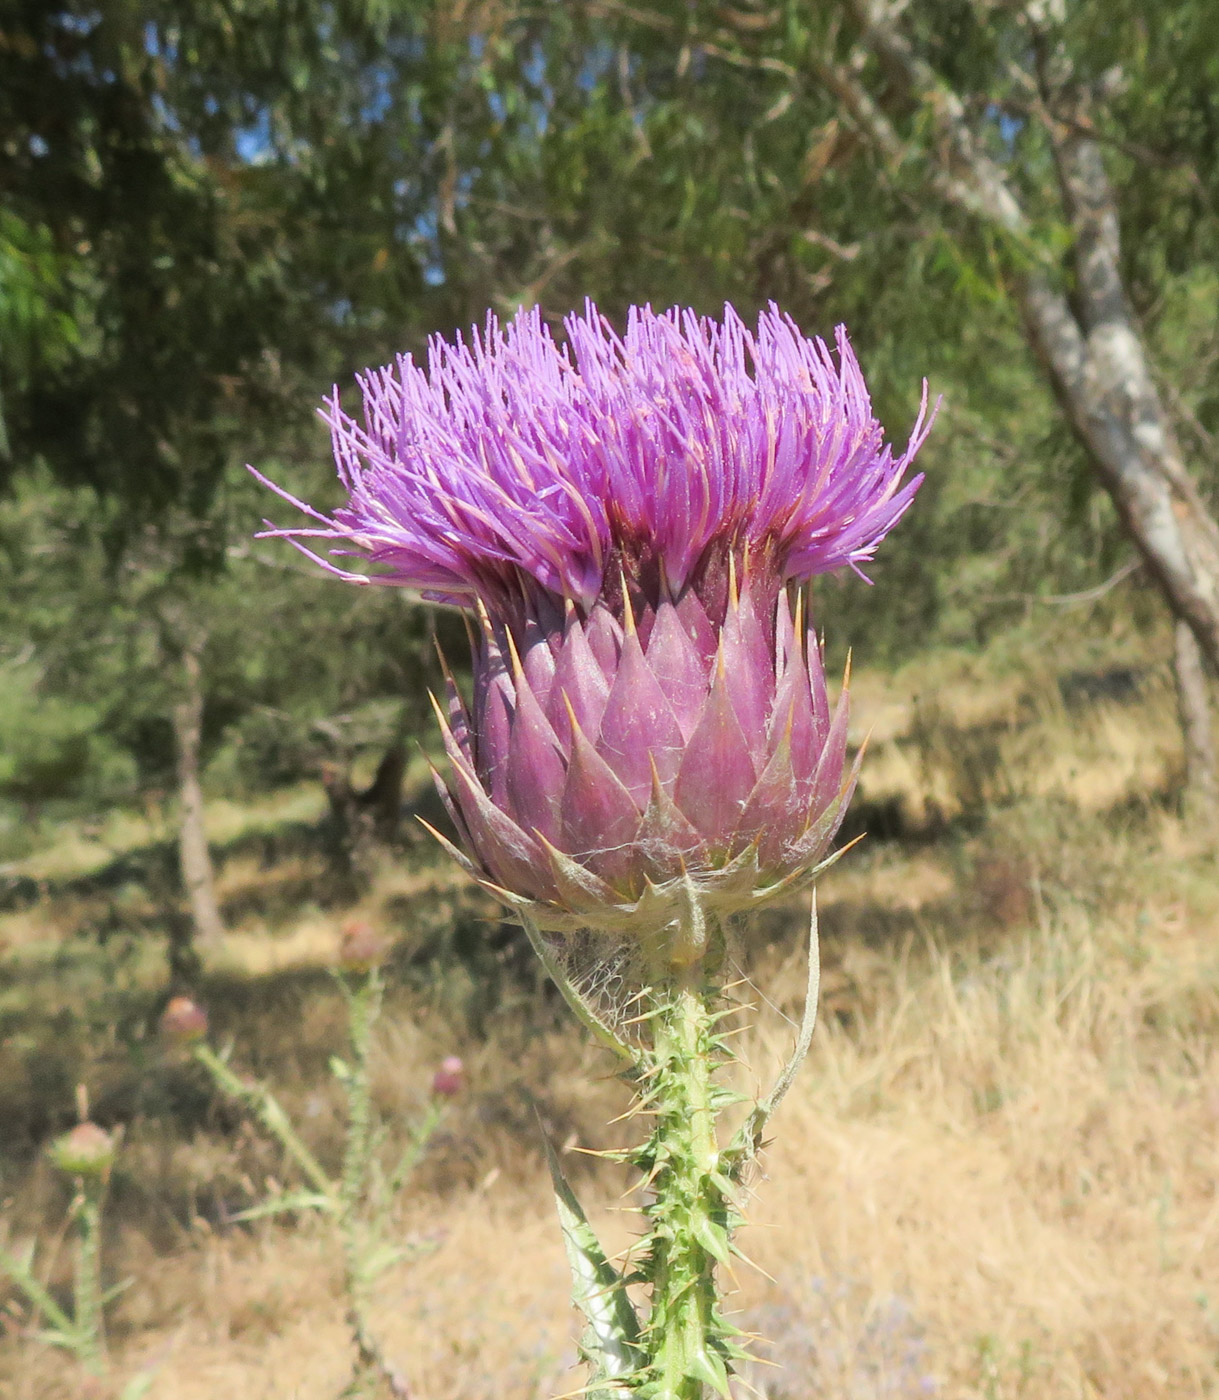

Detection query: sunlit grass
xmin=2 ymin=632 xmax=1216 ymax=1398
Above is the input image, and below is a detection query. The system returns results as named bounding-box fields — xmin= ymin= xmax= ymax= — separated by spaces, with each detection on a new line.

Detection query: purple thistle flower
xmin=257 ymin=303 xmax=931 ymax=939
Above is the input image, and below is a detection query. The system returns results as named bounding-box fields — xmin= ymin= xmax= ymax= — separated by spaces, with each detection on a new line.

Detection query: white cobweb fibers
xmin=539 ymin=924 xmax=651 ymax=1043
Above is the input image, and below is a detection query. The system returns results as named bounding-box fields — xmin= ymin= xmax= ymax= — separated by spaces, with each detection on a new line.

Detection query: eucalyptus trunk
xmin=1173 ymin=619 xmax=1218 ymax=818
xmin=172 ymin=635 xmax=224 ymax=949
xmin=821 ymin=3 xmax=1219 ymax=801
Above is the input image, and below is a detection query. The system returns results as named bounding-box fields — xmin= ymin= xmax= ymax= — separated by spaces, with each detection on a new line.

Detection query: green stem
xmin=339 ymin=971 xmax=379 ymax=1380
xmin=193 ymin=1044 xmax=334 ymax=1197
xmin=73 ymin=1179 xmax=106 ymax=1375
xmin=337 ymin=970 xmax=415 ymax=1399
xmin=387 ymin=1097 xmax=442 ymax=1198
xmin=340 ymin=969 xmax=381 ymax=1223
xmin=642 ymin=969 xmax=732 ymax=1400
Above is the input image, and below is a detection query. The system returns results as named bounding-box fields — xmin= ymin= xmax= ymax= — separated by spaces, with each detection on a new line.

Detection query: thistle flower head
xmin=257 ymin=302 xmax=928 ymax=613
xmin=259 ymin=303 xmax=930 ymax=948
xmin=337 ymin=918 xmax=390 ymax=972
xmin=49 ymin=1122 xmax=117 ymax=1178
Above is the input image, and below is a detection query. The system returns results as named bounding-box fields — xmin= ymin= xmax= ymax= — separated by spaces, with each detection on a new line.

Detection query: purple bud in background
xmin=258 ymin=303 xmax=930 ymax=939
xmin=432 ymin=1055 xmax=465 ymax=1098
xmin=337 ymin=918 xmax=390 ymax=972
xmin=160 ymin=995 xmax=210 ymax=1045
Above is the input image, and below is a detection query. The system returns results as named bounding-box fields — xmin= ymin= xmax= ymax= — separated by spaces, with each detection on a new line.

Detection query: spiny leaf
xmin=521 ymin=913 xmax=636 ymax=1066
xmin=726 ymin=891 xmax=820 ymax=1175
xmin=709 ymin=1086 xmax=748 ymax=1110
xmin=33 ymin=1328 xmax=77 ymax=1350
xmin=692 ymin=1215 xmax=732 ymax=1266
xmin=688 ymin=1345 xmax=732 ymax=1398
xmin=709 ymin=1170 xmax=742 ymax=1202
xmin=101 ymin=1276 xmax=135 ymax=1305
xmin=360 ymin=1242 xmax=410 ymax=1279
xmin=541 ymin=1129 xmax=643 ymax=1384
xmin=119 ymin=1372 xmax=157 ymax=1400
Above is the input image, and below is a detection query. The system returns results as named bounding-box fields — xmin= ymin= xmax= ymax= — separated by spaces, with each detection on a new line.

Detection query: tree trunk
xmin=824 ymin=5 xmax=1219 ymax=721
xmin=1017 ymin=268 xmax=1219 ymax=667
xmin=321 ymin=760 xmax=376 ymax=898
xmin=1173 ymin=619 xmax=1218 ymax=817
xmin=172 ymin=639 xmax=225 ymax=947
xmin=1030 ymin=125 xmax=1219 ymax=669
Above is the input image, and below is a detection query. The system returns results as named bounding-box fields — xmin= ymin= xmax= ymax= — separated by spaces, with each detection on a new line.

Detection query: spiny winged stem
xmin=339 ymin=965 xmax=381 ymax=1224
xmin=0 ymin=1178 xmax=110 ymax=1376
xmin=637 ymin=961 xmax=740 ymax=1400
xmin=0 ymin=1243 xmax=76 ymax=1348
xmin=72 ymin=1176 xmax=107 ymax=1374
xmin=193 ymin=1042 xmax=333 ymax=1197
xmin=336 ymin=965 xmax=411 ymax=1398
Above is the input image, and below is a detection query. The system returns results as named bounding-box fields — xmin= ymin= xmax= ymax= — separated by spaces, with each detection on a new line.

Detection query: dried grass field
xmin=2 ymin=630 xmax=1217 ymax=1400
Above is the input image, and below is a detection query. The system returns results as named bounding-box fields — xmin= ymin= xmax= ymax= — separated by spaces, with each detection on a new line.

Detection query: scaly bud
xmin=337 ymin=919 xmax=389 ymax=972
xmin=49 ymin=1122 xmax=116 ymax=1178
xmin=160 ymin=995 xmax=209 ymax=1045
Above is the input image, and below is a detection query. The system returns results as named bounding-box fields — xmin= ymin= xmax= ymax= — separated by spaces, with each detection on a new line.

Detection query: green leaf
xmin=688 ymin=1345 xmax=732 ymax=1398
xmin=520 ymin=913 xmax=635 ymax=1066
xmin=692 ymin=1214 xmax=732 ymax=1266
xmin=101 ymin=1276 xmax=136 ymax=1305
xmin=228 ymin=1190 xmax=336 ymax=1222
xmin=33 ymin=1328 xmax=78 ymax=1351
xmin=541 ymin=1130 xmax=642 ymax=1386
xmin=709 ymin=1170 xmax=741 ymax=1202
xmin=360 ymin=1242 xmax=409 ymax=1280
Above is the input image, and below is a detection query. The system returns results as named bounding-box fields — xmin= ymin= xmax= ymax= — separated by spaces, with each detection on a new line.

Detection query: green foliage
xmin=4 ymin=0 xmax=1218 ymax=833
xmin=0 ymin=666 xmax=135 ymax=808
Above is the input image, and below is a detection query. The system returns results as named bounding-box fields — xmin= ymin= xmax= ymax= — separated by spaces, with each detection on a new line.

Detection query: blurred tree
xmin=0 ymin=0 xmax=473 ymax=947
xmin=808 ymin=0 xmax=1219 ymax=806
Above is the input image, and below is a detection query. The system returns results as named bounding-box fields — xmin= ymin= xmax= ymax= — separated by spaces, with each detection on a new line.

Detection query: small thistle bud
xmin=338 ymin=919 xmax=390 ymax=972
xmin=49 ymin=1122 xmax=116 ymax=1178
xmin=431 ymin=1055 xmax=464 ymax=1098
xmin=160 ymin=995 xmax=209 ymax=1044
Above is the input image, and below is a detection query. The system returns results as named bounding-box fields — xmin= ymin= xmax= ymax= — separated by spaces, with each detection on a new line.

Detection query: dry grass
xmin=2 ymin=637 xmax=1218 ymax=1399
xmin=739 ymin=829 xmax=1219 ymax=1399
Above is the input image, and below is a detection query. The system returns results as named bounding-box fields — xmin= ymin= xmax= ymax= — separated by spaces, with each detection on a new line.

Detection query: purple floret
xmin=256 ymin=299 xmax=934 ymax=935
xmin=255 ymin=302 xmax=930 ymax=611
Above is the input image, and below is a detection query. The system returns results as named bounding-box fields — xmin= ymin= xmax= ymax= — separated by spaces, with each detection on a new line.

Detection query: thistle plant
xmin=258 ymin=302 xmax=929 ymax=1398
xmin=0 ymin=1107 xmax=137 ymax=1387
xmin=162 ymin=925 xmax=461 ymax=1399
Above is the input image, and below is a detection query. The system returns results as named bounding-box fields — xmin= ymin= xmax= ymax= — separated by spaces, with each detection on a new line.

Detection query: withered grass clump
xmin=1 ymin=648 xmax=1216 ymax=1399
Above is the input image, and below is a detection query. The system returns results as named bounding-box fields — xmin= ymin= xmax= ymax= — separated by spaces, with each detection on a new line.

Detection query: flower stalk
xmin=335 ymin=964 xmax=414 ymax=1400
xmin=71 ymin=1176 xmax=107 ymax=1374
xmin=191 ymin=1041 xmax=334 ymax=1199
xmin=0 ymin=1118 xmax=123 ymax=1378
xmin=640 ymin=968 xmax=733 ymax=1400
